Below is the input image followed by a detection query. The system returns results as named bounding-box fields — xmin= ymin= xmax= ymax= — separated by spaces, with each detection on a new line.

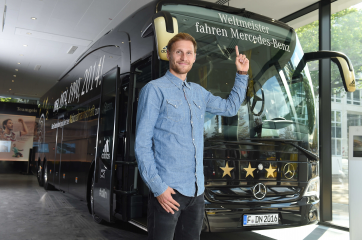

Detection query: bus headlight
xmin=303 ymin=177 xmax=320 ymax=199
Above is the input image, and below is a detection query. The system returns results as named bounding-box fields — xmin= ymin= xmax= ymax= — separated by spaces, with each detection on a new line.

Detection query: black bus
xmin=35 ymin=0 xmax=355 ymax=232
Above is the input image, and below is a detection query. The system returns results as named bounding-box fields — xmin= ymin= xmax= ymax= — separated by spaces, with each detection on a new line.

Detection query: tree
xmin=296 ymin=7 xmax=362 ymax=97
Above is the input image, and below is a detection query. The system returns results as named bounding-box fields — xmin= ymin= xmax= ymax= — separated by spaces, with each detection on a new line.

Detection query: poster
xmin=353 ymin=135 xmax=362 ymax=157
xmin=0 ymin=114 xmax=35 ymax=161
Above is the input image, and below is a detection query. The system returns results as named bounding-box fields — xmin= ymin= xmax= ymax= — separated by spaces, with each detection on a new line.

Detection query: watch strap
xmin=237 ymin=71 xmax=248 ymax=75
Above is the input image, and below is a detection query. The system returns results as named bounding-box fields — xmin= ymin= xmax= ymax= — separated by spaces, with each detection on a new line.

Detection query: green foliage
xmin=0 ymin=98 xmax=12 ymax=102
xmin=296 ymin=7 xmax=362 ymax=97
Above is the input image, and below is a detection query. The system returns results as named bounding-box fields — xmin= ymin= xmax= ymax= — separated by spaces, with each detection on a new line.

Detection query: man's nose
xmin=180 ymin=52 xmax=186 ymax=60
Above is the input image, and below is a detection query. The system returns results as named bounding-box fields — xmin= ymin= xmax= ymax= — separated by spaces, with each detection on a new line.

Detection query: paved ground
xmin=0 ymin=174 xmax=349 ymax=240
xmin=331 ymin=174 xmax=349 ymax=228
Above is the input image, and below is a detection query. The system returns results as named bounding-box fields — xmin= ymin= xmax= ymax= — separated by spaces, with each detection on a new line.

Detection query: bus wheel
xmin=43 ymin=162 xmax=54 ymax=190
xmin=38 ymin=159 xmax=44 ymax=187
xmin=90 ymin=175 xmax=104 ymax=224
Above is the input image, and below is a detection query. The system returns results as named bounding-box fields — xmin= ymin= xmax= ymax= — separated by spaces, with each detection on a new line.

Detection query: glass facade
xmin=288 ymin=1 xmax=362 ymax=228
xmin=329 ymin=0 xmax=362 ymax=228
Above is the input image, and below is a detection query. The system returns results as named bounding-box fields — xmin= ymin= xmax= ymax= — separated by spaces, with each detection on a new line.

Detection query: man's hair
xmin=3 ymin=119 xmax=11 ymax=130
xmin=167 ymin=33 xmax=197 ymax=53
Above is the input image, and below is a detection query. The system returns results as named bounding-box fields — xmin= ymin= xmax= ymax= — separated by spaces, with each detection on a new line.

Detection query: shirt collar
xmin=165 ymin=70 xmax=191 ymax=90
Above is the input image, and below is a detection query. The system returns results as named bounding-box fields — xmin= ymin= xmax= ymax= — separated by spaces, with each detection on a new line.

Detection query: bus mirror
xmin=331 ymin=56 xmax=356 ymax=92
xmin=153 ymin=11 xmax=178 ymax=61
xmin=292 ymin=51 xmax=356 ymax=92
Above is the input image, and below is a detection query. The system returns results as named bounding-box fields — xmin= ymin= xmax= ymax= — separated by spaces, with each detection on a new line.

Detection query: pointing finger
xmin=235 ymin=45 xmax=239 ymax=56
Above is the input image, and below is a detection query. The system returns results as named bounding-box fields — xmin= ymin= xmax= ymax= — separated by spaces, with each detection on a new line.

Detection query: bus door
xmin=53 ymin=115 xmax=64 ymax=189
xmin=93 ymin=66 xmax=120 ymax=222
xmin=92 ymin=32 xmax=131 ymax=222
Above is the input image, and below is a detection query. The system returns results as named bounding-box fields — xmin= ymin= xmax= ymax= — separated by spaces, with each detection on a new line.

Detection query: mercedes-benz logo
xmin=252 ymin=183 xmax=267 ymax=200
xmin=283 ymin=163 xmax=295 ymax=179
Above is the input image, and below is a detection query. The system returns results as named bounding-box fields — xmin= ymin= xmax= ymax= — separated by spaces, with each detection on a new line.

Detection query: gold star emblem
xmin=220 ymin=161 xmax=234 ymax=178
xmin=244 ymin=162 xmax=256 ymax=178
xmin=266 ymin=164 xmax=276 ymax=178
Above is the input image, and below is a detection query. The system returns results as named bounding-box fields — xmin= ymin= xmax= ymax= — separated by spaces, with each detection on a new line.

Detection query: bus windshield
xmin=161 ymin=4 xmax=316 ymax=147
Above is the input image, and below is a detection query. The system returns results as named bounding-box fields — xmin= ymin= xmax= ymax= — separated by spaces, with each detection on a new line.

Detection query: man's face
xmin=5 ymin=120 xmax=13 ymax=130
xmin=167 ymin=40 xmax=196 ymax=75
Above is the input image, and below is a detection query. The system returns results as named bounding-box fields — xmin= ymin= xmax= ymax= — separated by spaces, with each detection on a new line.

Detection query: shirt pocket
xmin=166 ymin=99 xmax=184 ymax=122
xmin=193 ymin=100 xmax=204 ymax=120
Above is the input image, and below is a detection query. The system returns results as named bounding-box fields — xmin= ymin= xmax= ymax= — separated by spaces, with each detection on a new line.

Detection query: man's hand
xmin=156 ymin=187 xmax=180 ymax=214
xmin=235 ymin=45 xmax=249 ymax=72
xmin=18 ymin=119 xmax=24 ymax=123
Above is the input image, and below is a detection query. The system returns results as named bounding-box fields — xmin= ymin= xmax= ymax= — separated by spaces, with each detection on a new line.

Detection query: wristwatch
xmin=237 ymin=71 xmax=248 ymax=75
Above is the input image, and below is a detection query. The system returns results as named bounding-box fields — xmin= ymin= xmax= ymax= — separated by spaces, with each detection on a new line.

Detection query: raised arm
xmin=18 ymin=119 xmax=28 ymax=136
xmin=203 ymin=45 xmax=249 ymax=116
xmin=134 ymin=83 xmax=168 ymax=197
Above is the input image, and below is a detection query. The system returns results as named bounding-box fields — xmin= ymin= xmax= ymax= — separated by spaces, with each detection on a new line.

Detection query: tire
xmin=43 ymin=162 xmax=54 ymax=190
xmin=90 ymin=174 xmax=104 ymax=224
xmin=38 ymin=159 xmax=44 ymax=187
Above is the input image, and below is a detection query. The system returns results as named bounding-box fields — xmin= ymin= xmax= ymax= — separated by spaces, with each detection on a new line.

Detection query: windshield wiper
xmin=281 ymin=140 xmax=318 ymax=161
xmin=241 ymin=138 xmax=318 ymax=161
xmin=205 ymin=139 xmax=318 ymax=161
xmin=204 ymin=140 xmax=275 ymax=150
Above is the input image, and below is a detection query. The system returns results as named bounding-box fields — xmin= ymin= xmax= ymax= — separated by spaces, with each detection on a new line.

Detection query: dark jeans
xmin=147 ymin=190 xmax=205 ymax=240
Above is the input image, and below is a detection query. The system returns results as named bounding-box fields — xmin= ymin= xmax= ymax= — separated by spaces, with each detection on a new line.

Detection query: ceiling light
xmin=13 ymin=75 xmax=16 ymax=77
xmin=17 ymin=63 xmax=21 ymax=64
xmin=19 ymin=54 xmax=23 ymax=56
xmin=31 ymin=17 xmax=37 ymax=20
xmin=12 ymin=80 xmax=14 ymax=82
xmin=26 ymin=32 xmax=32 ymax=35
xmin=23 ymin=45 xmax=27 ymax=47
xmin=67 ymin=46 xmax=78 ymax=54
xmin=15 ymin=69 xmax=18 ymax=71
xmin=9 ymin=89 xmax=11 ymax=90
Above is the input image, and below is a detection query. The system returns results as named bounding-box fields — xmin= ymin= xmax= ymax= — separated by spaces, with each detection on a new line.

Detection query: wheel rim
xmin=38 ymin=165 xmax=41 ymax=179
xmin=44 ymin=165 xmax=47 ymax=184
xmin=91 ymin=178 xmax=94 ymax=212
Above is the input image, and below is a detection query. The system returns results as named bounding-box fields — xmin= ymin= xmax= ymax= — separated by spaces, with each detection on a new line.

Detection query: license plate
xmin=243 ymin=214 xmax=279 ymax=226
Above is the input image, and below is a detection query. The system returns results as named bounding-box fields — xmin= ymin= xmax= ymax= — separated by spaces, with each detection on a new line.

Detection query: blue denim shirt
xmin=135 ymin=70 xmax=248 ymax=197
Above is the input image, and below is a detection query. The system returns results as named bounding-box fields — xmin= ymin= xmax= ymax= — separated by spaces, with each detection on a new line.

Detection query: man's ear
xmin=193 ymin=53 xmax=196 ymax=63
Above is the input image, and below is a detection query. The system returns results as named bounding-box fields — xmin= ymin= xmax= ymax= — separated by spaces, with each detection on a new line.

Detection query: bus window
xmin=129 ymin=57 xmax=153 ymax=161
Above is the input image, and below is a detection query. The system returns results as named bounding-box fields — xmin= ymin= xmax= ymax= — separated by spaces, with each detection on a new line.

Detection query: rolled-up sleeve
xmin=203 ymin=73 xmax=248 ymax=116
xmin=134 ymin=83 xmax=168 ymax=197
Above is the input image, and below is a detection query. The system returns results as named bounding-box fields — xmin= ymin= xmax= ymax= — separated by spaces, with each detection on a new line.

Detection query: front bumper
xmin=203 ymin=196 xmax=319 ymax=232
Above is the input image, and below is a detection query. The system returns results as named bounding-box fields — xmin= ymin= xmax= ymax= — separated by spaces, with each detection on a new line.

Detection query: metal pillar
xmin=319 ymin=0 xmax=332 ymax=222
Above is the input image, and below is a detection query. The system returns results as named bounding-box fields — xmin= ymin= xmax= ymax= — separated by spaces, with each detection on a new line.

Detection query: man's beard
xmin=170 ymin=61 xmax=193 ymax=75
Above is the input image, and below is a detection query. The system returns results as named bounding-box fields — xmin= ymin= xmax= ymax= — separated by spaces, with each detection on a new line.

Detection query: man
xmin=135 ymin=33 xmax=249 ymax=240
xmin=2 ymin=118 xmax=28 ymax=141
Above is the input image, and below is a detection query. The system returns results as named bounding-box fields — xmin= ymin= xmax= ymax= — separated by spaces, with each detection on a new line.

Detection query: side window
xmin=117 ymin=76 xmax=130 ymax=159
xmin=128 ymin=57 xmax=153 ymax=160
